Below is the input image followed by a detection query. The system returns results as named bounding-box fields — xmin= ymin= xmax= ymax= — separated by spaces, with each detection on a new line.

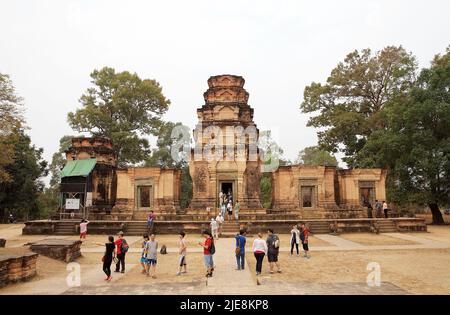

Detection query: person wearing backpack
xmin=198 ymin=230 xmax=214 ymax=277
xmin=266 ymin=229 xmax=282 ymax=274
xmin=114 ymin=231 xmax=129 ymax=273
xmin=300 ymin=222 xmax=310 ymax=259
xmin=235 ymin=229 xmax=247 ymax=270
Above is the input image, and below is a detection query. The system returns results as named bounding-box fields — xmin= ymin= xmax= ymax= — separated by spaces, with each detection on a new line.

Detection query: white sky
xmin=1 ymin=0 xmax=449 ymax=182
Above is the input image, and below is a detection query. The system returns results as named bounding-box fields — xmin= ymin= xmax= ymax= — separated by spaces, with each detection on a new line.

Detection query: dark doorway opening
xmin=219 ymin=181 xmax=234 ymax=206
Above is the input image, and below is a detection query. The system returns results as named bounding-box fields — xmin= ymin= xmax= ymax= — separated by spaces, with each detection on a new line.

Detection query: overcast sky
xmin=1 ymin=0 xmax=449 ymax=181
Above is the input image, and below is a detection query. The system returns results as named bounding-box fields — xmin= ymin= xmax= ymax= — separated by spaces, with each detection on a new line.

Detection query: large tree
xmin=296 ymin=146 xmax=338 ymax=167
xmin=0 ymin=73 xmax=24 ymax=183
xmin=301 ymin=46 xmax=417 ymax=167
xmin=357 ymin=47 xmax=450 ymax=224
xmin=68 ymin=67 xmax=171 ymax=167
xmin=0 ymin=129 xmax=48 ymax=220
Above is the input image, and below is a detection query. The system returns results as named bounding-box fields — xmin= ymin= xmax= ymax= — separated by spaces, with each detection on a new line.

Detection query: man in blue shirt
xmin=235 ymin=229 xmax=247 ymax=270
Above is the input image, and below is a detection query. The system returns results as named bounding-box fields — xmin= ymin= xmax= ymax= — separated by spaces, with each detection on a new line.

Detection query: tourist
xmin=219 ymin=191 xmax=224 ymax=206
xmin=114 ymin=231 xmax=129 ymax=273
xmin=140 ymin=234 xmax=149 ymax=274
xmin=216 ymin=213 xmax=224 ymax=235
xmin=101 ymin=235 xmax=116 ymax=281
xmin=211 ymin=218 xmax=219 ymax=240
xmin=290 ymin=225 xmax=300 ymax=256
xmin=383 ymin=201 xmax=389 ymax=218
xmin=198 ymin=230 xmax=214 ymax=277
xmin=221 ymin=203 xmax=226 ymax=218
xmin=227 ymin=201 xmax=233 ymax=221
xmin=234 ymin=201 xmax=240 ymax=221
xmin=79 ymin=219 xmax=90 ymax=240
xmin=375 ymin=200 xmax=383 ymax=218
xmin=235 ymin=229 xmax=246 ymax=270
xmin=145 ymin=234 xmax=158 ymax=278
xmin=252 ymin=232 xmax=267 ymax=276
xmin=177 ymin=231 xmax=187 ymax=276
xmin=147 ymin=210 xmax=156 ymax=233
xmin=300 ymin=223 xmax=310 ymax=259
xmin=366 ymin=200 xmax=373 ymax=218
xmin=266 ymin=229 xmax=282 ymax=274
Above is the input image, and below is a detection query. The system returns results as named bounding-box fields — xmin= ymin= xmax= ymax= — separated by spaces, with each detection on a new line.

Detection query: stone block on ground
xmin=0 ymin=252 xmax=39 ymax=287
xmin=29 ymin=239 xmax=82 ymax=262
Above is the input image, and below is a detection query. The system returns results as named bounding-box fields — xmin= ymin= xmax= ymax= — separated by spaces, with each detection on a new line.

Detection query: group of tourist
xmin=218 ymin=190 xmax=240 ymax=221
xmin=365 ymin=200 xmax=389 ymax=218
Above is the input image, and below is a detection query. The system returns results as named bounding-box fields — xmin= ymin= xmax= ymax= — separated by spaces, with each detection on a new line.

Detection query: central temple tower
xmin=189 ymin=75 xmax=263 ymax=210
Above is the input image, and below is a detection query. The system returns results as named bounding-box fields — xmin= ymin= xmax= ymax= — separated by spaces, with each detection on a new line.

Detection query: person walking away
xmin=252 ymin=233 xmax=267 ymax=276
xmin=227 ymin=201 xmax=233 ymax=221
xmin=96 ymin=236 xmax=116 ymax=281
xmin=210 ymin=218 xmax=219 ymax=240
xmin=147 ymin=211 xmax=156 ymax=233
xmin=145 ymin=234 xmax=158 ymax=278
xmin=177 ymin=231 xmax=188 ymax=276
xmin=198 ymin=230 xmax=215 ymax=277
xmin=235 ymin=229 xmax=247 ymax=270
xmin=383 ymin=201 xmax=389 ymax=218
xmin=266 ymin=229 xmax=282 ymax=274
xmin=114 ymin=231 xmax=129 ymax=273
xmin=140 ymin=234 xmax=149 ymax=274
xmin=300 ymin=223 xmax=310 ymax=259
xmin=234 ymin=201 xmax=240 ymax=221
xmin=79 ymin=219 xmax=90 ymax=240
xmin=290 ymin=225 xmax=300 ymax=256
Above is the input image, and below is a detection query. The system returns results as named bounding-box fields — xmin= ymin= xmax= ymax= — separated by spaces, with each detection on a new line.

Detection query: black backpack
xmin=121 ymin=239 xmax=129 ymax=253
xmin=209 ymin=239 xmax=216 ymax=255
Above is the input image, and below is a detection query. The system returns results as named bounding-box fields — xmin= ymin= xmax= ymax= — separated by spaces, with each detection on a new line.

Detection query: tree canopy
xmin=296 ymin=146 xmax=338 ymax=167
xmin=68 ymin=67 xmax=171 ymax=167
xmin=301 ymin=46 xmax=417 ymax=167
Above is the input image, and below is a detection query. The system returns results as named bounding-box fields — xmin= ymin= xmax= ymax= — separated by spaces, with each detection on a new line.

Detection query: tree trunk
xmin=428 ymin=203 xmax=445 ymax=225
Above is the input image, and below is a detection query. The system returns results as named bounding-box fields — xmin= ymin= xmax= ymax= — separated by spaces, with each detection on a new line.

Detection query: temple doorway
xmin=219 ymin=181 xmax=234 ymax=206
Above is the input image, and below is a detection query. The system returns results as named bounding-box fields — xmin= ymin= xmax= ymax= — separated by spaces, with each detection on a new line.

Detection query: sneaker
xmin=176 ymin=272 xmax=181 ymax=276
xmin=107 ymin=276 xmax=112 ymax=282
xmin=121 ymin=270 xmax=125 ymax=273
xmin=277 ymin=270 xmax=282 ymax=273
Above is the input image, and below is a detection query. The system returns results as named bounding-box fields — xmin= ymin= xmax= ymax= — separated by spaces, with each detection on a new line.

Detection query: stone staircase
xmin=54 ymin=221 xmax=77 ymax=235
xmin=220 ymin=221 xmax=240 ymax=237
xmin=125 ymin=221 xmax=148 ymax=236
xmin=308 ymin=221 xmax=331 ymax=234
xmin=375 ymin=220 xmax=398 ymax=233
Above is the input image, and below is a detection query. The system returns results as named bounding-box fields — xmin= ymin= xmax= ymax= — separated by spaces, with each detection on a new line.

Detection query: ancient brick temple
xmin=188 ymin=75 xmax=263 ymax=211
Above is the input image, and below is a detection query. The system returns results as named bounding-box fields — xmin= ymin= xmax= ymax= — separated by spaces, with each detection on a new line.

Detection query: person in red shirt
xmin=114 ymin=231 xmax=128 ymax=273
xmin=198 ymin=230 xmax=214 ymax=277
xmin=300 ymin=223 xmax=310 ymax=259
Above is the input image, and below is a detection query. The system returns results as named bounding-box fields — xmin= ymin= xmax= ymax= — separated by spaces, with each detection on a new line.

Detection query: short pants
xmin=302 ymin=243 xmax=309 ymax=251
xmin=203 ymin=254 xmax=213 ymax=268
xmin=267 ymin=253 xmax=278 ymax=263
xmin=146 ymin=258 xmax=157 ymax=265
xmin=80 ymin=232 xmax=87 ymax=238
xmin=179 ymin=255 xmax=187 ymax=266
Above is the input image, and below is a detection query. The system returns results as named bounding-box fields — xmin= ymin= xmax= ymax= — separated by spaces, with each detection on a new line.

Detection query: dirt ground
xmin=338 ymin=233 xmax=417 ymax=246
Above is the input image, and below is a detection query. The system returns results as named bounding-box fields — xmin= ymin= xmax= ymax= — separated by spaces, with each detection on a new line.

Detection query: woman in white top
xmin=290 ymin=225 xmax=300 ymax=256
xmin=252 ymin=233 xmax=268 ymax=275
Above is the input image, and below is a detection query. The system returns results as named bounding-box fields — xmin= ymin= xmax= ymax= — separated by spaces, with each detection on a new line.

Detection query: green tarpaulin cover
xmin=60 ymin=158 xmax=97 ymax=178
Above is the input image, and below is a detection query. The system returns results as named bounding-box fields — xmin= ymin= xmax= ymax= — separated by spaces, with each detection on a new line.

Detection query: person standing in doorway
xmin=147 ymin=211 xmax=156 ymax=233
xmin=114 ymin=231 xmax=128 ymax=273
xmin=235 ymin=229 xmax=247 ymax=270
xmin=383 ymin=201 xmax=389 ymax=218
xmin=300 ymin=223 xmax=310 ymax=259
xmin=252 ymin=232 xmax=267 ymax=276
xmin=266 ymin=229 xmax=282 ymax=274
xmin=145 ymin=234 xmax=158 ymax=278
xmin=177 ymin=231 xmax=187 ymax=276
xmin=290 ymin=225 xmax=300 ymax=256
xmin=79 ymin=219 xmax=90 ymax=240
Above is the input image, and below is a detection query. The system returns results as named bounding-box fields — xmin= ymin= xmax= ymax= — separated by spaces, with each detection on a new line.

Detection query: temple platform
xmin=23 ymin=217 xmax=427 ymax=236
